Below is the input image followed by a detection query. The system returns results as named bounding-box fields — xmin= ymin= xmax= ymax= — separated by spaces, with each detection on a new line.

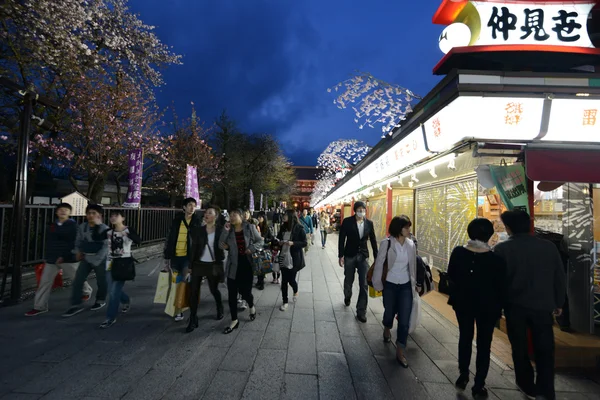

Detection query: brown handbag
xmin=367 ymin=238 xmax=391 ymax=287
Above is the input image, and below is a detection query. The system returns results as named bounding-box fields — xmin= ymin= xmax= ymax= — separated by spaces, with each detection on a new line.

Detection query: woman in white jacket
xmin=372 ymin=216 xmax=418 ymax=368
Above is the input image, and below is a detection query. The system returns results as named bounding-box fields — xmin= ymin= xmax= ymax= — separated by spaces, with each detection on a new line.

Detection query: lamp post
xmin=0 ymin=76 xmax=59 ymax=303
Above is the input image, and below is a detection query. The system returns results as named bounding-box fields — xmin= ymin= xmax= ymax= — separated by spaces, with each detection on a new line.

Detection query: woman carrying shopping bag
xmin=371 ymin=216 xmax=419 ymax=368
xmin=219 ymin=209 xmax=263 ymax=334
xmin=276 ymin=209 xmax=307 ymax=311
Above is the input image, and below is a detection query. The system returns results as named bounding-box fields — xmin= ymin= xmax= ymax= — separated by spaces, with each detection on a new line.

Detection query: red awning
xmin=525 ymin=145 xmax=600 ymax=184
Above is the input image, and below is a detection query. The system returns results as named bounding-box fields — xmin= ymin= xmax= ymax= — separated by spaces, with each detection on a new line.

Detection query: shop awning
xmin=525 ymin=144 xmax=600 ymax=184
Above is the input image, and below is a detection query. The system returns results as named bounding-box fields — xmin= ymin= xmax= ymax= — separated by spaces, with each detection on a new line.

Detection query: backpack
xmin=416 ymin=255 xmax=433 ymax=296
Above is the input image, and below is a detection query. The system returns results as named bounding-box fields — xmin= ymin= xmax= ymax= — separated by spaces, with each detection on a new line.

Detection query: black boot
xmin=185 ymin=315 xmax=198 ymax=333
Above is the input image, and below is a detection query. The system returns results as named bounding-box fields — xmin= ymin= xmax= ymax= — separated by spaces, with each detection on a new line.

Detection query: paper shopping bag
xmin=408 ymin=291 xmax=422 ymax=334
xmin=368 ymin=286 xmax=382 ymax=298
xmin=153 ymin=271 xmax=171 ymax=304
xmin=174 ymin=282 xmax=190 ymax=309
xmin=164 ymin=274 xmax=189 ymax=317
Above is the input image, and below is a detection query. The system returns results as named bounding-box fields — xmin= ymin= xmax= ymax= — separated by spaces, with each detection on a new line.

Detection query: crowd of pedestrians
xmin=24 ymin=198 xmax=566 ymax=400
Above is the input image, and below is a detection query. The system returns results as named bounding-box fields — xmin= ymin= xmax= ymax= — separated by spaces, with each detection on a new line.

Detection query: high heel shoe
xmin=185 ymin=315 xmax=199 ymax=333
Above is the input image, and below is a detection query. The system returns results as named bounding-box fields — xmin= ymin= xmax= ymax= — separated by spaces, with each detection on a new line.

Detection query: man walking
xmin=338 ymin=201 xmax=378 ymax=323
xmin=25 ymin=203 xmax=92 ymax=316
xmin=62 ymin=204 xmax=109 ymax=317
xmin=163 ymin=197 xmax=201 ymax=321
xmin=299 ymin=209 xmax=313 ymax=252
xmin=311 ymin=210 xmax=319 ymax=245
xmin=272 ymin=208 xmax=281 ymax=237
xmin=494 ymin=210 xmax=566 ymax=400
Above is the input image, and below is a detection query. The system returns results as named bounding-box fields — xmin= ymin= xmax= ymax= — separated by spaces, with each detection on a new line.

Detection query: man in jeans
xmin=494 ymin=210 xmax=566 ymax=400
xmin=63 ymin=204 xmax=109 ymax=317
xmin=163 ymin=197 xmax=201 ymax=321
xmin=25 ymin=203 xmax=93 ymax=316
xmin=299 ymin=209 xmax=313 ymax=253
xmin=338 ymin=201 xmax=378 ymax=323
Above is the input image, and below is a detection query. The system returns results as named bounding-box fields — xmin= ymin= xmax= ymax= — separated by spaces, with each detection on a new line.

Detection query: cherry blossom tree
xmin=311 ymin=139 xmax=371 ymax=206
xmin=328 ymin=71 xmax=421 ymax=138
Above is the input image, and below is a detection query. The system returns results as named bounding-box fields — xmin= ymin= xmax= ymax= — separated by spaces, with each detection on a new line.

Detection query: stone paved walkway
xmin=1 ymin=235 xmax=599 ymax=400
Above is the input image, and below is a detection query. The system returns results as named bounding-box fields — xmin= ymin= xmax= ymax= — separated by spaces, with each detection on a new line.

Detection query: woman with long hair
xmin=447 ymin=218 xmax=505 ymax=398
xmin=276 ymin=209 xmax=307 ymax=311
xmin=187 ymin=205 xmax=225 ymax=333
xmin=257 ymin=211 xmax=278 ymax=285
xmin=219 ymin=209 xmax=263 ymax=334
xmin=372 ymin=216 xmax=418 ymax=368
xmin=319 ymin=211 xmax=330 ymax=249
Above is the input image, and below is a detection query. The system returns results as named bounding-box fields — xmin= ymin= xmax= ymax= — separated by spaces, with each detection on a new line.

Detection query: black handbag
xmin=111 ymin=257 xmax=136 ymax=281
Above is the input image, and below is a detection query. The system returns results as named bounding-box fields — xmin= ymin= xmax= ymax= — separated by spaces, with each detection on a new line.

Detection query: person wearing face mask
xmin=187 ymin=205 xmax=225 ymax=333
xmin=338 ymin=201 xmax=378 ymax=323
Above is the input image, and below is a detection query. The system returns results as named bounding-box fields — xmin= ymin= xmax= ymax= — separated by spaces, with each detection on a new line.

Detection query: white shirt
xmin=386 ymin=241 xmax=410 ymax=284
xmin=357 ymin=219 xmax=365 ymax=239
xmin=200 ymin=231 xmax=216 ymax=262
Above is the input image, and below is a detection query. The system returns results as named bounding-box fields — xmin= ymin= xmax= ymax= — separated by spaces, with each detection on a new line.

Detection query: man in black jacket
xmin=338 ymin=201 xmax=378 ymax=323
xmin=494 ymin=210 xmax=566 ymax=400
xmin=163 ymin=197 xmax=201 ymax=321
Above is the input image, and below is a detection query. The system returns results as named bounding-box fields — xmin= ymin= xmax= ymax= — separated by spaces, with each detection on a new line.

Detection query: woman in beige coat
xmin=372 ymin=216 xmax=418 ymax=368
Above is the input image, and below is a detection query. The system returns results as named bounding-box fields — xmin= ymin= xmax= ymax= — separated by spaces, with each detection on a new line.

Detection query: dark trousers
xmin=71 ymin=259 xmax=107 ymax=306
xmin=343 ymin=254 xmax=369 ymax=316
xmin=281 ymin=268 xmax=298 ymax=304
xmin=455 ymin=310 xmax=498 ymax=388
xmin=227 ymin=255 xmax=254 ymax=321
xmin=382 ymin=281 xmax=413 ymax=348
xmin=506 ymin=306 xmax=556 ymax=400
xmin=189 ymin=262 xmax=223 ymax=317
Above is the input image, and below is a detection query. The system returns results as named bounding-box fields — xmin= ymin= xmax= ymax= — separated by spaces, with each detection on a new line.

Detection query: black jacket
xmin=338 ymin=215 xmax=378 ymax=260
xmin=494 ymin=234 xmax=566 ymax=313
xmin=45 ymin=219 xmax=78 ymax=264
xmin=163 ymin=212 xmax=201 ymax=260
xmin=189 ymin=224 xmax=225 ymax=263
xmin=277 ymin=223 xmax=307 ymax=271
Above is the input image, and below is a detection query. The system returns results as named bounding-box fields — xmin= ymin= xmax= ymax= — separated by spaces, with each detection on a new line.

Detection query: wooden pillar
xmin=386 ymin=186 xmax=393 ymax=234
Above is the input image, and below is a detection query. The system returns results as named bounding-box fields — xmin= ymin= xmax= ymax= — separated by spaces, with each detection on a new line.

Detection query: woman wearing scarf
xmin=219 ymin=209 xmax=263 ymax=334
xmin=447 ymin=218 xmax=506 ymax=399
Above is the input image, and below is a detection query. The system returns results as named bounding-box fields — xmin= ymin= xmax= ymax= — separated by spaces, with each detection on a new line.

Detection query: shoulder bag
xmin=367 ymin=238 xmax=391 ymax=287
xmin=110 ymin=231 xmax=136 ymax=281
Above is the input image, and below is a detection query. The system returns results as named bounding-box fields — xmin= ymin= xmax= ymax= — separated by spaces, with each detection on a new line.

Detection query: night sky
xmin=128 ymin=0 xmax=444 ymax=166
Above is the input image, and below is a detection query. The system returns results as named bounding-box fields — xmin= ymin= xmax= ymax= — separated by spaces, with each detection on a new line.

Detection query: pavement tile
xmin=37 ymin=365 xmax=117 ymax=400
xmin=201 ymin=370 xmax=249 ymax=400
xmin=280 ymin=374 xmax=318 ymax=400
xmin=286 ymin=332 xmax=317 ymax=375
xmin=316 ymin=320 xmax=344 ymax=353
xmin=404 ymin=345 xmax=451 ymax=384
xmin=242 ymin=307 xmax=273 ymax=333
xmin=317 ymin=352 xmax=356 ymax=400
xmin=122 ymin=369 xmax=177 ymax=400
xmin=375 ymin=355 xmax=430 ymax=400
xmin=261 ymin=317 xmax=292 ymax=350
xmin=241 ymin=349 xmax=286 ymax=400
xmin=219 ymin=330 xmax=263 ymax=372
xmin=291 ymin=308 xmax=314 ymax=333
xmin=314 ymin=300 xmax=336 ymax=322
xmin=293 ymin=293 xmax=313 ymax=309
xmin=335 ymin=312 xmax=363 ymax=337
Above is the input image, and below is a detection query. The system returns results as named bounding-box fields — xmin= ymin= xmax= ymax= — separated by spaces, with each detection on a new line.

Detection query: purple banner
xmin=185 ymin=165 xmax=200 ymax=205
xmin=123 ymin=149 xmax=143 ymax=208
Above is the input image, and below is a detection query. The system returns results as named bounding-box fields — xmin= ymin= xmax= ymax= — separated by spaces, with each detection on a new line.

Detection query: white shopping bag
xmin=409 ymin=290 xmax=422 ymax=334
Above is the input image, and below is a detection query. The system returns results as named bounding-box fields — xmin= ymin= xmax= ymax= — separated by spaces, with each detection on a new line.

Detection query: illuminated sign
xmin=423 ymin=96 xmax=545 ymax=152
xmin=543 ymin=99 xmax=600 ymax=142
xmin=435 ymin=0 xmax=596 ymax=54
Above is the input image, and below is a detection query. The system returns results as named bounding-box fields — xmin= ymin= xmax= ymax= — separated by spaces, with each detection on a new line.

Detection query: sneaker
xmin=99 ymin=319 xmax=116 ymax=329
xmin=62 ymin=306 xmax=84 ymax=318
xmin=293 ymin=293 xmax=299 ymax=303
xmin=238 ymin=301 xmax=248 ymax=311
xmin=25 ymin=309 xmax=48 ymax=317
xmin=174 ymin=313 xmax=185 ymax=322
xmin=91 ymin=302 xmax=106 ymax=311
xmin=121 ymin=303 xmax=131 ymax=313
xmin=280 ymin=303 xmax=289 ymax=311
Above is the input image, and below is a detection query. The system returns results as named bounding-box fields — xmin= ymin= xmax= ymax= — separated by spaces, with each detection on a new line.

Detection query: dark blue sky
xmin=129 ymin=0 xmax=444 ymax=166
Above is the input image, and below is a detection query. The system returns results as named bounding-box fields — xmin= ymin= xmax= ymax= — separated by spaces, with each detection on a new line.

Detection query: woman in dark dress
xmin=447 ymin=218 xmax=506 ymax=399
xmin=219 ymin=209 xmax=263 ymax=334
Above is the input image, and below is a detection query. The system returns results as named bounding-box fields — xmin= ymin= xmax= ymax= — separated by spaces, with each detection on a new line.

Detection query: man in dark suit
xmin=338 ymin=201 xmax=378 ymax=323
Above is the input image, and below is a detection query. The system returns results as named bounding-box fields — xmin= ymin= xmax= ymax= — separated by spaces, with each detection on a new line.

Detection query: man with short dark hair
xmin=299 ymin=209 xmax=313 ymax=253
xmin=338 ymin=201 xmax=378 ymax=323
xmin=164 ymin=197 xmax=201 ymax=321
xmin=25 ymin=203 xmax=93 ymax=316
xmin=63 ymin=204 xmax=109 ymax=317
xmin=494 ymin=210 xmax=566 ymax=400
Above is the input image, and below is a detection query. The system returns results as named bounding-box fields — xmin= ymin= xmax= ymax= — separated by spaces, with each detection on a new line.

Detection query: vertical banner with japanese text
xmin=259 ymin=193 xmax=263 ymax=211
xmin=185 ymin=165 xmax=200 ymax=206
xmin=489 ymin=165 xmax=530 ymax=213
xmin=249 ymin=190 xmax=255 ymax=212
xmin=123 ymin=149 xmax=143 ymax=208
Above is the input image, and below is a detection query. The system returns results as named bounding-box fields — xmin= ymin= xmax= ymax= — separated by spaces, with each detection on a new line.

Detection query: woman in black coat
xmin=187 ymin=205 xmax=225 ymax=333
xmin=447 ymin=218 xmax=506 ymax=398
xmin=275 ymin=209 xmax=307 ymax=311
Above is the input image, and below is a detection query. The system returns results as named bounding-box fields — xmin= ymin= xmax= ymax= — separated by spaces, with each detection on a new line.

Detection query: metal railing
xmin=0 ymin=205 xmax=180 ymax=301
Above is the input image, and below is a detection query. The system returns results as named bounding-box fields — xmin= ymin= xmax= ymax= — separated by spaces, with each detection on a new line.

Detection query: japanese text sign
xmin=123 ymin=149 xmax=143 ymax=208
xmin=543 ymin=99 xmax=600 ymax=142
xmin=489 ymin=165 xmax=530 ymax=213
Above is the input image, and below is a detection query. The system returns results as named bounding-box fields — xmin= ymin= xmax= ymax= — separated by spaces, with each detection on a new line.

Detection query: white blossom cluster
xmin=1 ymin=0 xmax=182 ymax=86
xmin=311 ymin=139 xmax=371 ymax=206
xmin=328 ymin=71 xmax=420 ymax=137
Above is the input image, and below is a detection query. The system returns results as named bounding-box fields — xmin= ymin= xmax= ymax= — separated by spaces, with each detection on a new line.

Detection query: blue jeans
xmin=320 ymin=230 xmax=327 ymax=247
xmin=171 ymin=256 xmax=189 ymax=283
xmin=382 ymin=281 xmax=413 ymax=348
xmin=106 ymin=268 xmax=130 ymax=321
